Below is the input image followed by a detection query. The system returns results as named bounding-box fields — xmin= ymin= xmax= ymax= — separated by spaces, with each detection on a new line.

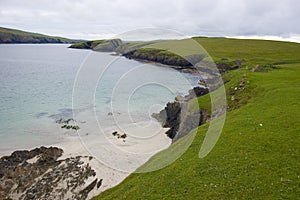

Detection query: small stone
xmin=97 ymin=179 xmax=103 ymax=189
xmin=198 ymin=79 xmax=206 ymax=86
xmin=120 ymin=133 xmax=127 ymax=139
xmin=175 ymin=95 xmax=185 ymax=102
xmin=112 ymin=131 xmax=118 ymax=136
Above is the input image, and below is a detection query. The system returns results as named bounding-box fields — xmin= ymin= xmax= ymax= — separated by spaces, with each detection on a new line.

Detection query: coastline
xmin=0 ymin=44 xmax=202 ymax=199
xmin=0 ymin=119 xmax=171 ymax=199
xmin=1 ymin=30 xmax=299 ymax=200
xmin=125 ymin=56 xmax=201 ymax=74
xmin=55 ymin=124 xmax=171 ymax=198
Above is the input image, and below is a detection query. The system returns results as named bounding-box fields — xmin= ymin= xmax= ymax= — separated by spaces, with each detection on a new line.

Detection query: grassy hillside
xmin=93 ymin=38 xmax=300 ymax=199
xmin=69 ymin=40 xmax=105 ymax=49
xmin=0 ymin=27 xmax=82 ymax=43
xmin=69 ymin=39 xmax=122 ymax=51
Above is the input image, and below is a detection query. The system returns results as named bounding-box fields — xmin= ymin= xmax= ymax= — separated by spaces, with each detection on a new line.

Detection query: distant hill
xmin=0 ymin=27 xmax=83 ymax=44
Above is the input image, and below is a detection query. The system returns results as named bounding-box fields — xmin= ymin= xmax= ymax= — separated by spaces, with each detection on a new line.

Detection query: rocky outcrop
xmin=216 ymin=61 xmax=240 ymax=74
xmin=152 ymin=86 xmax=210 ymax=142
xmin=0 ymin=146 xmax=101 ymax=200
xmin=173 ymin=109 xmax=208 ymax=141
xmin=123 ymin=49 xmax=193 ymax=68
xmin=123 ymin=48 xmax=241 ymax=76
xmin=153 ymin=101 xmax=181 ymax=139
xmin=70 ymin=38 xmax=241 ymax=77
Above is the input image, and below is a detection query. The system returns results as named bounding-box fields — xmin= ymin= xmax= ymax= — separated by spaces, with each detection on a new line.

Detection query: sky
xmin=1 ymin=0 xmax=300 ymax=42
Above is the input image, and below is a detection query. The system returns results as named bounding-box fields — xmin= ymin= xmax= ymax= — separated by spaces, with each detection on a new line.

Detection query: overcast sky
xmin=1 ymin=0 xmax=300 ymax=41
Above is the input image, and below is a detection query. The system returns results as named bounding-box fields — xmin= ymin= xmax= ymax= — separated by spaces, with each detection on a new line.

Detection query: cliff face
xmin=152 ymin=86 xmax=209 ymax=142
xmin=122 ymin=49 xmax=241 ymax=75
xmin=123 ymin=49 xmax=193 ymax=67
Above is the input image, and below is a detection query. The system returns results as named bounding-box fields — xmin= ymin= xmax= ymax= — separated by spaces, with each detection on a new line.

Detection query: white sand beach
xmin=53 ymin=119 xmax=171 ymax=199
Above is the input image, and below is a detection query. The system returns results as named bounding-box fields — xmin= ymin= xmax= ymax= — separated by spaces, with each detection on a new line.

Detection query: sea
xmin=0 ymin=44 xmax=200 ymax=159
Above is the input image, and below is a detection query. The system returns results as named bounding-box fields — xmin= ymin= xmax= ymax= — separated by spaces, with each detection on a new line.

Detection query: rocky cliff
xmin=123 ymin=49 xmax=193 ymax=67
xmin=152 ymin=86 xmax=210 ymax=142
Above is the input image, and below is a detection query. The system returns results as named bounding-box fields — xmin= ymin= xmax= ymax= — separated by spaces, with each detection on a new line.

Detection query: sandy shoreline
xmin=0 ymin=119 xmax=171 ymax=199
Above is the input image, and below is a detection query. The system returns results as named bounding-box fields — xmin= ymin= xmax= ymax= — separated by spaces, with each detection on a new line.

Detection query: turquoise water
xmin=0 ymin=44 xmax=200 ymax=154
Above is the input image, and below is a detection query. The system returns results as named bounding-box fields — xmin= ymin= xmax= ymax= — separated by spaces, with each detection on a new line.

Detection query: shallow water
xmin=0 ymin=44 xmax=200 ymax=155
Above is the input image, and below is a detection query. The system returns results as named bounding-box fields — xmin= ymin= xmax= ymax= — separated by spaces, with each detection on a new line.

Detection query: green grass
xmin=131 ymin=48 xmax=184 ymax=59
xmin=193 ymin=37 xmax=300 ymax=67
xmin=93 ymin=38 xmax=300 ymax=199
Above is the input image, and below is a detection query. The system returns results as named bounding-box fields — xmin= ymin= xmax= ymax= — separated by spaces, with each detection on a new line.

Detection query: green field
xmin=93 ymin=38 xmax=300 ymax=199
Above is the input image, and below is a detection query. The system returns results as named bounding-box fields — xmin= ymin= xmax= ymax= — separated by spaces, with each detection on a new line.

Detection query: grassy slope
xmin=0 ymin=27 xmax=81 ymax=43
xmin=69 ymin=39 xmax=123 ymax=51
xmin=68 ymin=40 xmax=105 ymax=49
xmin=94 ymin=38 xmax=300 ymax=199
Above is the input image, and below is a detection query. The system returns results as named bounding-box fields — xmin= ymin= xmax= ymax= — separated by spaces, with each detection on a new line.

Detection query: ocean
xmin=0 ymin=44 xmax=200 ymax=162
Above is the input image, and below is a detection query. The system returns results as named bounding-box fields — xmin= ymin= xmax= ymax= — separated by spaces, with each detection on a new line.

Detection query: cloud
xmin=0 ymin=0 xmax=299 ymax=40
